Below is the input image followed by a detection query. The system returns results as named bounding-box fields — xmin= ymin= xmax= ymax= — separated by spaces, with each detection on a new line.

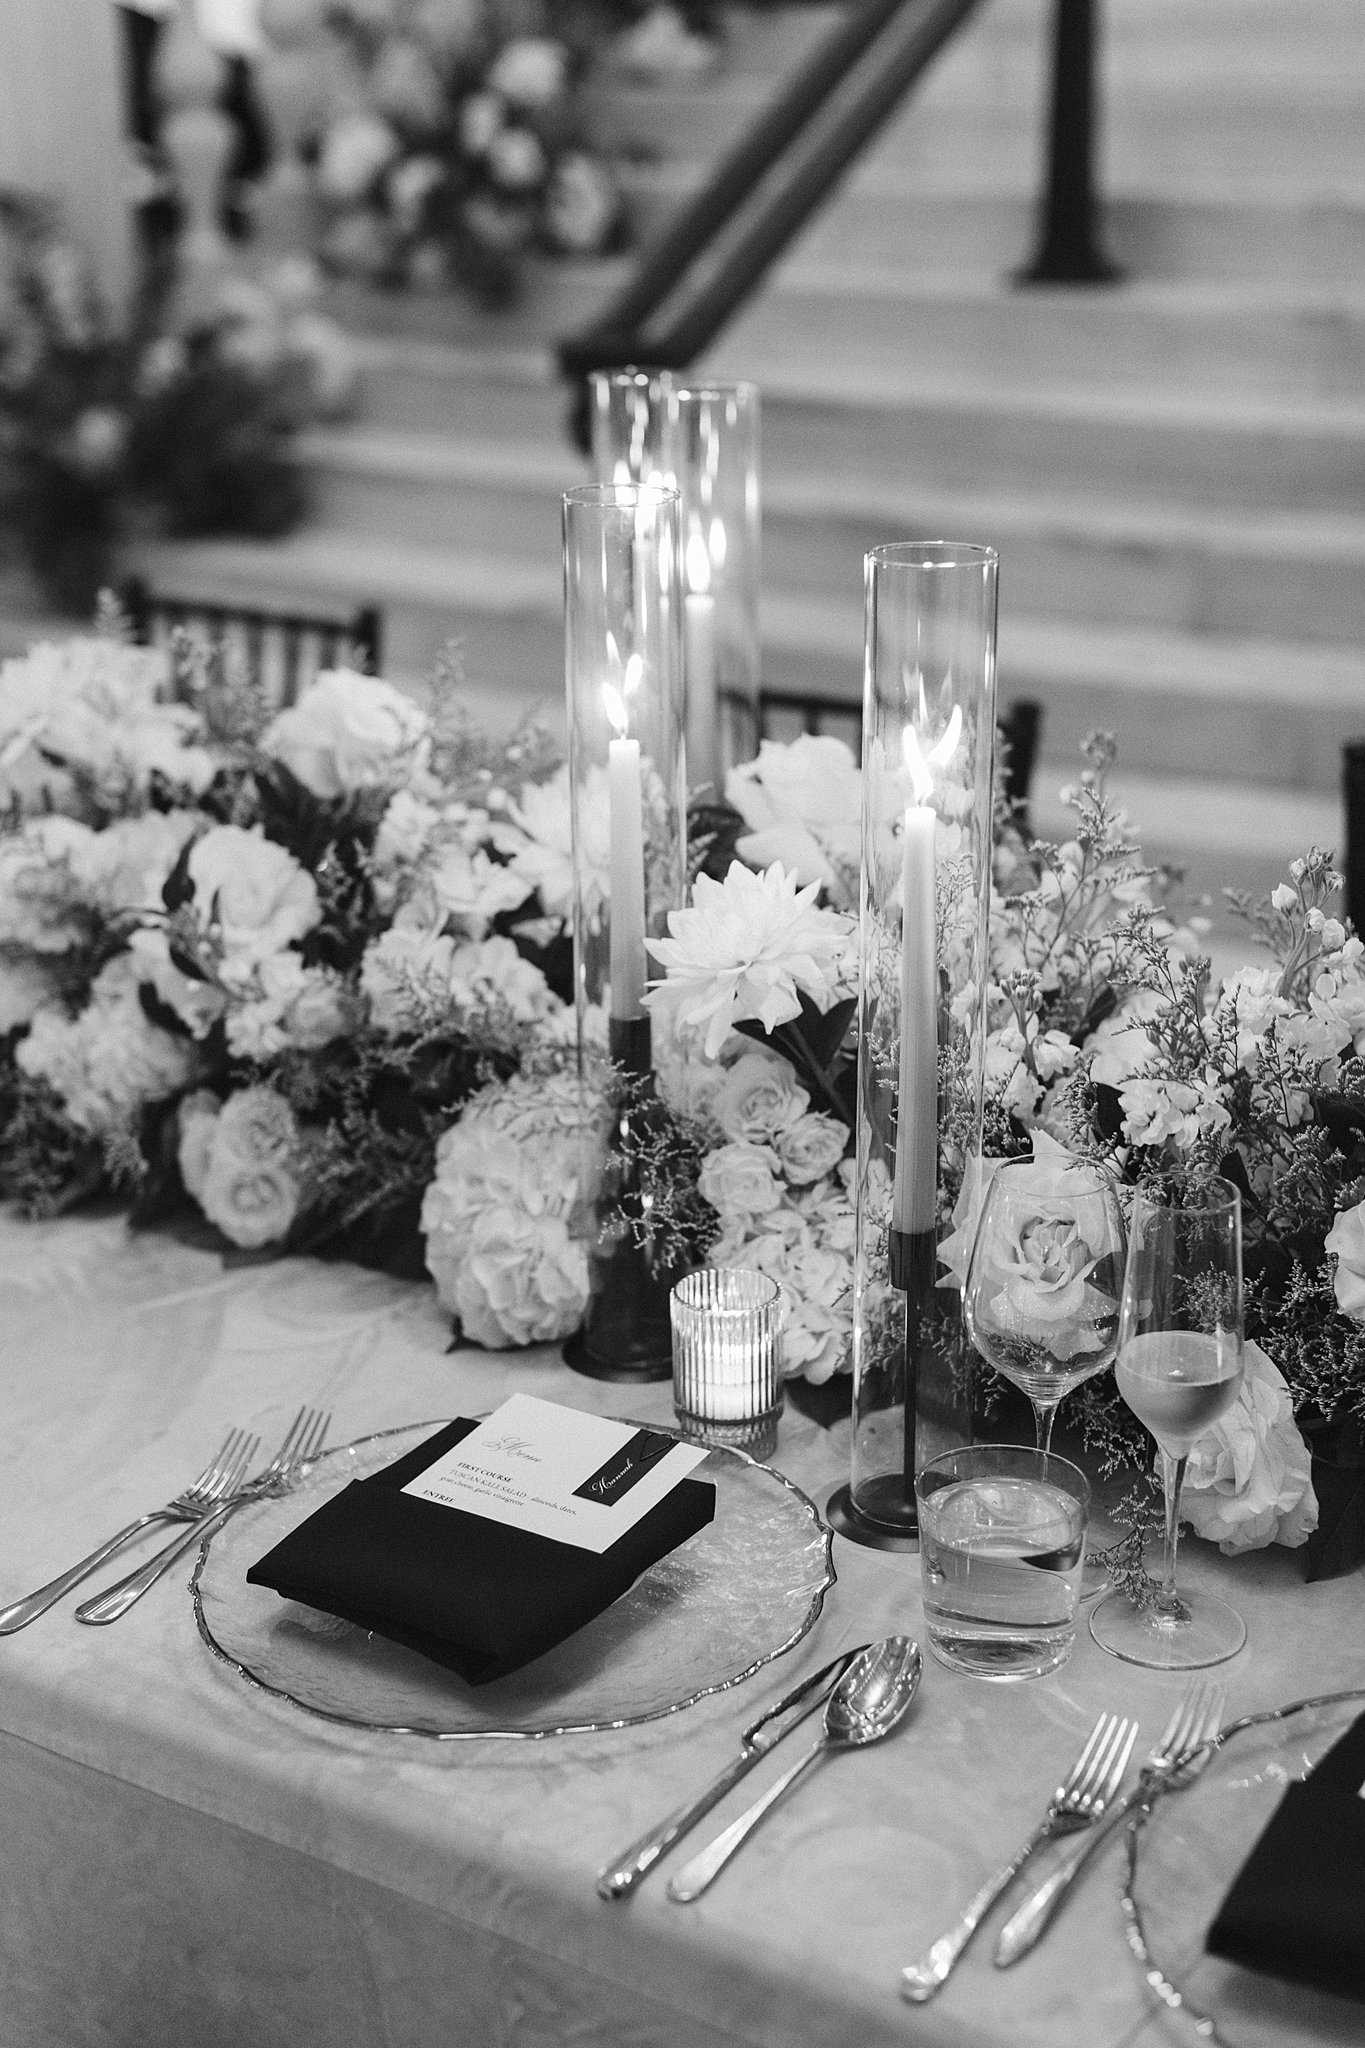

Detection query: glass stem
xmin=1157 ymin=1448 xmax=1189 ymax=1620
xmin=1034 ymin=1401 xmax=1059 ymax=1455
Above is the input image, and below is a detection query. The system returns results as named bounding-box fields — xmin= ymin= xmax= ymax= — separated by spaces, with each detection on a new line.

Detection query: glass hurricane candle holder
xmin=563 ymin=482 xmax=687 ymax=1381
xmin=588 ymin=369 xmax=760 ymax=791
xmin=830 ymin=542 xmax=999 ymax=1550
xmin=671 ymin=1268 xmax=784 ymax=1459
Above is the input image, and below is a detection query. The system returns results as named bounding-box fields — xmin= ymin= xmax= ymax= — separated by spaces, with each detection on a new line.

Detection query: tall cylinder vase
xmin=829 ymin=543 xmax=999 ymax=1549
xmin=563 ymin=482 xmax=688 ymax=1381
xmin=588 ymin=370 xmax=761 ymax=792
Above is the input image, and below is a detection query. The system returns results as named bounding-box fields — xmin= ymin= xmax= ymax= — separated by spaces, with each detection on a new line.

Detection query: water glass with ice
xmin=916 ymin=1444 xmax=1091 ymax=1680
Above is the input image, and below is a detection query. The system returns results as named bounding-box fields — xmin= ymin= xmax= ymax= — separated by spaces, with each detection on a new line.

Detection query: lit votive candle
xmin=670 ymin=1268 xmax=784 ymax=1459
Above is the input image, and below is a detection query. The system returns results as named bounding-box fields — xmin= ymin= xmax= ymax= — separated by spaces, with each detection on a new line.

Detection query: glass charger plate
xmin=192 ymin=1420 xmax=835 ymax=1740
xmin=1128 ymin=1687 xmax=1365 ymax=2046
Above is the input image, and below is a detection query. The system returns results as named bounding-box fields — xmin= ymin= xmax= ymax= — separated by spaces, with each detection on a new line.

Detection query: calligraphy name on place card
xmin=402 ymin=1394 xmax=707 ymax=1554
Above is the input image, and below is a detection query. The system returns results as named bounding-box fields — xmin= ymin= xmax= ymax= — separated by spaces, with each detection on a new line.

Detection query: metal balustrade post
xmin=1018 ymin=0 xmax=1121 ymax=285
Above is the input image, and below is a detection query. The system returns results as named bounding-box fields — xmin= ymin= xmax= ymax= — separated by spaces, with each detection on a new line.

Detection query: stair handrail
xmin=559 ymin=0 xmax=983 ymax=426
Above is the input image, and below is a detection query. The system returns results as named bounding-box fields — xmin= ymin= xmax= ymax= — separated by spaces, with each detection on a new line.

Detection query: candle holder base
xmin=675 ymin=1408 xmax=780 ymax=1460
xmin=563 ymin=1329 xmax=672 ymax=1384
xmin=825 ymin=1483 xmax=919 ymax=1551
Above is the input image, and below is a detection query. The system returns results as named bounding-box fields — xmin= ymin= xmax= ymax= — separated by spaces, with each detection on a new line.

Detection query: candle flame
xmin=902 ymin=724 xmax=933 ymax=804
xmin=902 ymin=704 xmax=963 ymax=804
xmin=603 ymin=681 xmax=628 ymax=736
xmin=685 ymin=530 xmax=711 ymax=595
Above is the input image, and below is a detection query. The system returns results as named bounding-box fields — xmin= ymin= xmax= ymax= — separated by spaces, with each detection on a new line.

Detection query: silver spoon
xmin=667 ymin=1636 xmax=922 ymax=1902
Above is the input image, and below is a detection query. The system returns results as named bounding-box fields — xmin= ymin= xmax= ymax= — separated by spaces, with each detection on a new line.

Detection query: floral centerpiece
xmin=0 ymin=198 xmax=355 ymax=610
xmin=308 ymin=2 xmax=626 ymax=303
xmin=0 ymin=617 xmax=1353 ymax=1575
xmin=0 ymin=611 xmax=598 ymax=1347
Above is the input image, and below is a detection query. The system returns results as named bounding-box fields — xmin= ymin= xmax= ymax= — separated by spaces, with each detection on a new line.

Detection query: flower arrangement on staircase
xmin=0 ymin=198 xmax=356 ymax=611
xmin=299 ymin=2 xmax=632 ymax=302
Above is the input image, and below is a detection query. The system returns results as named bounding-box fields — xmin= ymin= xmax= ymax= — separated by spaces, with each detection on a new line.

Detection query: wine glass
xmin=963 ymin=1154 xmax=1126 ymax=1453
xmin=1090 ymin=1176 xmax=1246 ymax=1670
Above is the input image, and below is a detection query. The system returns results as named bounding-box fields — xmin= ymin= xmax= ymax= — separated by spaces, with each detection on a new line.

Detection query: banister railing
xmin=558 ymin=0 xmax=984 ymax=430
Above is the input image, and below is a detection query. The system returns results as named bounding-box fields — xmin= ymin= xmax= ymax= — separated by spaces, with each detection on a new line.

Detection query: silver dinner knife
xmin=596 ymin=1645 xmax=870 ymax=1900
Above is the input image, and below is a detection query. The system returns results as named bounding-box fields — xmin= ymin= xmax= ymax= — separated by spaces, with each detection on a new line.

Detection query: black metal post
xmin=1018 ymin=0 xmax=1122 ymax=285
xmin=1344 ymin=742 xmax=1365 ymax=931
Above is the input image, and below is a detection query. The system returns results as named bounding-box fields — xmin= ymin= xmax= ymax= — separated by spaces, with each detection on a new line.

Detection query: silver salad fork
xmin=994 ymin=1681 xmax=1225 ymax=1966
xmin=0 ymin=1428 xmax=255 ymax=1635
xmin=901 ymin=1711 xmax=1138 ymax=2001
xmin=74 ymin=1407 xmax=330 ymax=1625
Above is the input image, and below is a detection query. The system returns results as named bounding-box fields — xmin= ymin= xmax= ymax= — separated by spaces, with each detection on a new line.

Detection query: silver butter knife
xmin=596 ymin=1644 xmax=870 ymax=1900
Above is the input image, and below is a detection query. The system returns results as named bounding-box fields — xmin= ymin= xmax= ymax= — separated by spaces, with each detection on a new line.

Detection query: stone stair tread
xmin=297 ymin=421 xmax=1365 ymax=564
xmin=298 ymin=427 xmax=582 ymax=491
xmin=762 ymin=474 xmax=1365 ymax=560
xmin=702 ymin=354 xmax=1365 ymax=433
xmin=765 ymin=591 xmax=1365 ymax=711
xmin=730 ymin=264 xmax=1365 ymax=312
xmin=122 ymin=532 xmax=562 ymax=615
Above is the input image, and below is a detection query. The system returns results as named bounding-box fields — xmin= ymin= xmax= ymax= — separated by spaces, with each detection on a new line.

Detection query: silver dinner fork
xmin=0 ymin=1429 xmax=255 ymax=1635
xmin=900 ymin=1712 xmax=1138 ymax=2001
xmin=994 ymin=1681 xmax=1225 ymax=1966
xmin=74 ymin=1407 xmax=330 ymax=1626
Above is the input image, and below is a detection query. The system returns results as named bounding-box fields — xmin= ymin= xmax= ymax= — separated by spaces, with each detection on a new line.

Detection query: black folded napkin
xmin=246 ymin=1420 xmax=716 ymax=1686
xmin=1207 ymin=1709 xmax=1365 ymax=2005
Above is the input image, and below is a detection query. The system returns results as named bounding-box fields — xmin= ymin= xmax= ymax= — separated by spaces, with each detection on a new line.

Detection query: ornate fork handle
xmin=901 ymin=1820 xmax=1053 ymax=1999
xmin=994 ymin=1784 xmax=1148 ymax=1965
xmin=75 ymin=1496 xmax=245 ymax=1626
xmin=0 ymin=1511 xmax=181 ymax=1634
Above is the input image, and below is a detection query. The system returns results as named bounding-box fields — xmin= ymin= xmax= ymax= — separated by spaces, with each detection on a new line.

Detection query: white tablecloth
xmin=2 ymin=1212 xmax=1363 ymax=2048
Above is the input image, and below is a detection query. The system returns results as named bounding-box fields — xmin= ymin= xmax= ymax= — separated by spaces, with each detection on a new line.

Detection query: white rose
xmin=374 ymin=789 xmax=440 ymax=873
xmin=225 ymin=953 xmax=348 ymax=1061
xmin=196 ymin=1085 xmax=305 ymax=1250
xmin=486 ymin=125 xmax=547 ymax=193
xmin=458 ymin=89 xmax=504 ymax=156
xmin=316 ymin=111 xmax=400 ymax=203
xmin=713 ymin=1050 xmax=809 ymax=1143
xmin=776 ymin=1112 xmax=848 ymax=1187
xmin=446 ymin=936 xmax=557 ymax=1026
xmin=68 ymin=810 xmax=197 ymax=919
xmin=261 ymin=670 xmax=430 ymax=801
xmin=698 ymin=1141 xmax=784 ymax=1218
xmin=429 ymin=843 xmax=532 ymax=934
xmin=188 ymin=825 xmax=320 ymax=965
xmin=487 ymin=36 xmax=567 ymax=108
xmin=1182 ymin=1342 xmax=1319 ymax=1554
xmin=1325 ymin=1201 xmax=1365 ymax=1319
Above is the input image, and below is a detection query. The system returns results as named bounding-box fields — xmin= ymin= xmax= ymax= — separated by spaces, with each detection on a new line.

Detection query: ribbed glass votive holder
xmin=670 ymin=1269 xmax=784 ymax=1459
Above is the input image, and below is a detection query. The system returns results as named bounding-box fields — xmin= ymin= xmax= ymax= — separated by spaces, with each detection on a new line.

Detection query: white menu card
xmin=401 ymin=1394 xmax=708 ymax=1554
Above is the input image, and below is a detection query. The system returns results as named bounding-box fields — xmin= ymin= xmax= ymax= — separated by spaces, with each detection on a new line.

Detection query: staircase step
xmin=622 ymin=164 xmax=1365 ymax=283
xmin=763 ymin=595 xmax=1365 ymax=790
xmin=761 ymin=487 xmax=1365 ymax=645
xmin=295 ymin=425 xmax=1365 ymax=648
xmin=735 ymin=370 xmax=1365 ymax=512
xmin=713 ymin=273 xmax=1365 ymax=403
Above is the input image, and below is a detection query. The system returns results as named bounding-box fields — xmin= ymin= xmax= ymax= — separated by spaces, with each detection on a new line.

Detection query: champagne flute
xmin=963 ymin=1154 xmax=1126 ymax=1453
xmin=1090 ymin=1176 xmax=1246 ymax=1669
